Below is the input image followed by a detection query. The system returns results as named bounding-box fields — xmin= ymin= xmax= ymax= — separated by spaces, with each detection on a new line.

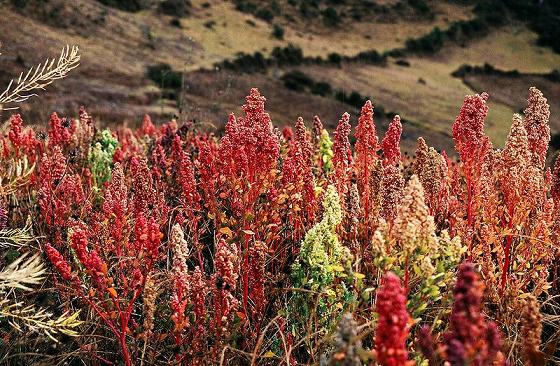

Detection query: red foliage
xmin=381 ymin=115 xmax=402 ymax=167
xmin=45 ymin=243 xmax=76 ymax=282
xmin=48 ymin=112 xmax=75 ymax=147
xmin=38 ymin=146 xmax=86 ymax=228
xmin=375 ymin=272 xmax=411 ymax=366
xmin=354 ymin=100 xmax=379 ymax=234
xmin=523 ymin=87 xmax=550 ymax=167
xmin=444 ymin=263 xmax=506 ymax=365
xmin=332 ymin=112 xmax=352 ymax=201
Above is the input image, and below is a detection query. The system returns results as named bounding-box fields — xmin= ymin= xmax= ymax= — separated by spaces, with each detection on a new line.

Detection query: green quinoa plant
xmin=371 ymin=175 xmax=465 ymax=327
xmin=88 ymin=129 xmax=118 ymax=188
xmin=289 ymin=185 xmax=359 ymax=362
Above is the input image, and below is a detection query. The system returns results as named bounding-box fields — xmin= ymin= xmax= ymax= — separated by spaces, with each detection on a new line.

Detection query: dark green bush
xmin=96 ymin=0 xmax=149 ymax=12
xmin=146 ymin=64 xmax=182 ymax=89
xmin=11 ymin=0 xmax=28 ymax=8
xmin=405 ymin=27 xmax=444 ymax=53
xmin=159 ymin=0 xmax=192 ymax=17
xmin=235 ymin=0 xmax=257 ymax=13
xmin=256 ymin=8 xmax=274 ymax=22
xmin=310 ymin=82 xmax=332 ymax=96
xmin=322 ymin=7 xmax=339 ymax=27
xmin=271 ymin=44 xmax=304 ymax=66
xmin=220 ymin=52 xmax=268 ymax=73
xmin=272 ymin=25 xmax=285 ymax=40
xmin=327 ymin=53 xmax=342 ymax=66
xmin=282 ymin=71 xmax=313 ymax=92
xmin=355 ymin=50 xmax=386 ymax=65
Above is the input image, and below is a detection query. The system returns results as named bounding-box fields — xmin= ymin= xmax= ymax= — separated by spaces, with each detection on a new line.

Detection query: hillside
xmin=1 ymin=0 xmax=559 ymax=152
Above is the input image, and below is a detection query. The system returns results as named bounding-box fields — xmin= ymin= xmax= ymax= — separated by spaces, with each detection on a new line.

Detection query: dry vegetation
xmin=1 ymin=0 xmax=559 ymax=151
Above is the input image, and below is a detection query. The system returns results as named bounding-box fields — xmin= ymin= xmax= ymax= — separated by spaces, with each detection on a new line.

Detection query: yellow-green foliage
xmin=319 ymin=129 xmax=334 ymax=174
xmin=371 ymin=175 xmax=465 ymax=323
xmin=88 ymin=129 xmax=118 ymax=187
xmin=293 ymin=185 xmax=344 ymax=287
xmin=289 ymin=185 xmax=356 ymax=357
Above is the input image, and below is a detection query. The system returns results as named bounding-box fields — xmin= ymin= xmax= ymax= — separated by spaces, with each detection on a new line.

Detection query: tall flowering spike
xmin=70 ymin=229 xmax=107 ymax=291
xmin=78 ymin=106 xmax=93 ymax=127
xmin=445 ymin=262 xmax=485 ymax=362
xmin=170 ymin=223 xmax=190 ymax=334
xmin=213 ymin=237 xmax=239 ymax=339
xmin=140 ymin=114 xmax=156 ymax=137
xmin=282 ymin=140 xmax=301 ymax=186
xmin=375 ymin=272 xmax=411 ymax=366
xmin=177 ymin=141 xmax=201 ymax=214
xmin=295 ymin=117 xmax=313 ymax=167
xmin=451 ymin=93 xmax=491 ymax=255
xmin=355 ymin=100 xmax=379 ymax=224
xmin=355 ymin=100 xmax=379 ymax=177
xmin=393 ymin=175 xmax=438 ymax=254
xmin=297 ymin=185 xmax=343 ymax=269
xmin=332 ymin=113 xmax=352 ymax=200
xmin=45 ymin=243 xmax=75 ymax=282
xmin=380 ymin=164 xmax=404 ymax=223
xmin=150 ymin=140 xmax=167 ymax=179
xmin=38 ymin=145 xmax=69 ymax=226
xmin=381 ymin=115 xmax=402 ymax=166
xmin=319 ymin=129 xmax=334 ymax=174
xmin=214 ymin=238 xmax=239 ymax=291
xmin=418 ymin=325 xmax=436 ymax=366
xmin=414 ymin=137 xmax=429 ymax=172
xmin=89 ymin=129 xmax=118 ymax=187
xmin=521 ymin=295 xmax=544 ymax=366
xmin=367 ymin=158 xmax=383 ymax=214
xmin=552 ymin=155 xmax=560 ymax=202
xmin=102 ymin=163 xmax=129 ymax=246
xmin=413 ymin=137 xmax=447 ymax=216
xmin=344 ymin=183 xmax=361 ymax=252
xmin=220 ymin=89 xmax=279 ymax=181
xmin=500 ymin=114 xmax=533 ymax=202
xmin=295 ymin=117 xmax=316 ymax=221
xmin=45 ymin=145 xmax=67 ymax=182
xmin=144 ymin=218 xmax=161 ymax=265
xmin=9 ymin=118 xmax=39 ymax=161
xmin=444 ymin=262 xmax=506 ymax=365
xmin=142 ymin=272 xmax=158 ymax=336
xmin=502 ymin=114 xmax=530 ymax=166
xmin=324 ymin=313 xmax=363 ymax=366
xmin=48 ymin=112 xmax=74 ymax=146
xmin=451 ymin=92 xmax=490 ymax=164
xmin=312 ymin=115 xmax=324 ymax=141
xmin=523 ymin=87 xmax=550 ymax=167
xmin=189 ymin=266 xmax=207 ymax=353
xmin=241 ymin=88 xmax=279 ymax=169
xmin=8 ymin=114 xmax=25 ymax=149
xmin=130 ymin=157 xmax=164 ymax=221
xmin=242 ymin=87 xmax=267 ymax=123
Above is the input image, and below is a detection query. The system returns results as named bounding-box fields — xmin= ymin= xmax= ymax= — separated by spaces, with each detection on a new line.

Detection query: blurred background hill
xmin=1 ymin=0 xmax=559 ymax=151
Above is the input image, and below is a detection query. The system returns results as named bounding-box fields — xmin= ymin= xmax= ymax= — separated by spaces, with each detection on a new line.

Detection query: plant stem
xmin=500 ymin=204 xmax=515 ymax=294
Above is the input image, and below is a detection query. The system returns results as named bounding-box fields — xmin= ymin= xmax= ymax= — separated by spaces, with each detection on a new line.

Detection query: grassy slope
xmin=1 ymin=0 xmax=559 ymax=150
xmin=301 ymin=25 xmax=560 ymax=147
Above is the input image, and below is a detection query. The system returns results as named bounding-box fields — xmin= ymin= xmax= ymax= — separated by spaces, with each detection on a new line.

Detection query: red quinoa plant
xmin=1 ymin=86 xmax=558 ymax=365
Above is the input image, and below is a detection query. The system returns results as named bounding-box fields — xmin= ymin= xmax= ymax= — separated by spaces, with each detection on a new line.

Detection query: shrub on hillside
xmin=272 ymin=24 xmax=285 ymax=40
xmin=146 ymin=63 xmax=182 ymax=89
xmin=159 ymin=0 xmax=192 ymax=17
xmin=405 ymin=26 xmax=445 ymax=53
xmin=322 ymin=6 xmax=339 ymax=27
xmin=96 ymin=0 xmax=151 ymax=12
